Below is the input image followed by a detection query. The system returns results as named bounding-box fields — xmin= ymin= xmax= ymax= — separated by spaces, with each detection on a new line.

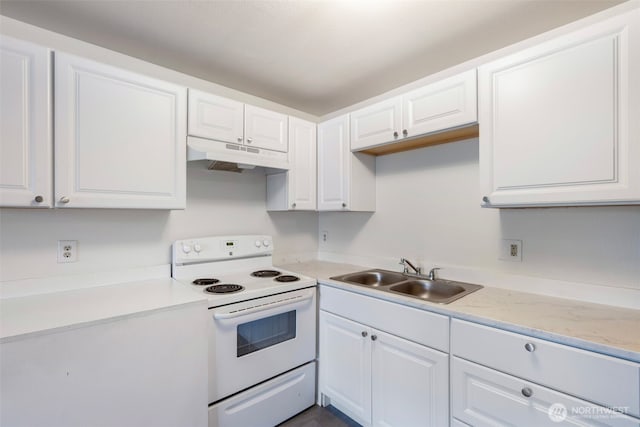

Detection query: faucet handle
xmin=428 ymin=267 xmax=441 ymax=280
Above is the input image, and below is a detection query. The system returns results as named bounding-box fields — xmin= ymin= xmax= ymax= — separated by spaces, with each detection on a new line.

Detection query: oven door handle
xmin=213 ymin=292 xmax=314 ymax=320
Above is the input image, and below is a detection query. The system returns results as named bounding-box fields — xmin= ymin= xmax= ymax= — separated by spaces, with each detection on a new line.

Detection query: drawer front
xmin=452 ymin=357 xmax=640 ymax=427
xmin=319 ymin=285 xmax=449 ymax=352
xmin=451 ymin=319 xmax=640 ymax=417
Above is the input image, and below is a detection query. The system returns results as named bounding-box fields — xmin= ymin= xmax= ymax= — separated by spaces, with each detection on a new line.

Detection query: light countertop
xmin=278 ymin=260 xmax=640 ymax=363
xmin=0 ymin=278 xmax=207 ymax=343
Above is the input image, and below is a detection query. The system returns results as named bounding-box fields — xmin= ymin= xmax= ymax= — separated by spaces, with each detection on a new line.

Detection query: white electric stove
xmin=171 ymin=235 xmax=317 ymax=427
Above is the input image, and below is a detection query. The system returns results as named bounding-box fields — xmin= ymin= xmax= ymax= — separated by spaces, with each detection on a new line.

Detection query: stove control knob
xmin=255 ymin=240 xmax=262 ymax=248
xmin=263 ymin=239 xmax=271 ymax=247
xmin=182 ymin=244 xmax=192 ymax=254
xmin=193 ymin=243 xmax=202 ymax=253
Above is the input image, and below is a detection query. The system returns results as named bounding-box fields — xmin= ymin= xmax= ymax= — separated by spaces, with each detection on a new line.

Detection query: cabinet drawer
xmin=320 ymin=285 xmax=449 ymax=352
xmin=452 ymin=357 xmax=640 ymax=427
xmin=451 ymin=319 xmax=640 ymax=417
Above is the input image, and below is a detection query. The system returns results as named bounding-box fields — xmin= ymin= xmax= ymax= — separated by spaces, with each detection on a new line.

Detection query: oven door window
xmin=237 ymin=310 xmax=296 ymax=357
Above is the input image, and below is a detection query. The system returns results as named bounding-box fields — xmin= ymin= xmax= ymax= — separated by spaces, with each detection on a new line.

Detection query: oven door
xmin=208 ymin=287 xmax=316 ymax=402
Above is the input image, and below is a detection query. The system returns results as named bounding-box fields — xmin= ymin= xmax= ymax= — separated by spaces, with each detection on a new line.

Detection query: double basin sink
xmin=330 ymin=269 xmax=483 ymax=304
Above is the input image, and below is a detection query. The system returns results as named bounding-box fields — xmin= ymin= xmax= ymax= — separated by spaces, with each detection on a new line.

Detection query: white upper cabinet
xmin=349 ymin=69 xmax=477 ymax=152
xmin=55 ymin=52 xmax=187 ymax=209
xmin=187 ymin=90 xmax=288 ymax=154
xmin=402 ymin=69 xmax=477 ymax=138
xmin=244 ymin=104 xmax=288 ymax=152
xmin=479 ymin=9 xmax=640 ymax=207
xmin=318 ymin=114 xmax=375 ymax=211
xmin=188 ymin=89 xmax=243 ymax=144
xmin=350 ymin=97 xmax=402 ymax=151
xmin=266 ymin=117 xmax=317 ymax=211
xmin=0 ymin=37 xmax=52 ymax=208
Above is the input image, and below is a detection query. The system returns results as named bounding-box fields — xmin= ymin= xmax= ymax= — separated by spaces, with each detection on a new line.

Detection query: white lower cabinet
xmin=1 ymin=303 xmax=208 ymax=427
xmin=319 ymin=310 xmax=449 ymax=427
xmin=451 ymin=319 xmax=640 ymax=426
xmin=452 ymin=357 xmax=640 ymax=427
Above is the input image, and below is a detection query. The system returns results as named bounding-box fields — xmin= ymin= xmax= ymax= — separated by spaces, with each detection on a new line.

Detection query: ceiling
xmin=0 ymin=0 xmax=625 ymax=116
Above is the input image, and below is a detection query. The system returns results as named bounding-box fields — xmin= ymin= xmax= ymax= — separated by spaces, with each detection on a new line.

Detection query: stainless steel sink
xmin=333 ymin=269 xmax=407 ymax=287
xmin=389 ymin=279 xmax=481 ymax=303
xmin=330 ymin=269 xmax=482 ymax=304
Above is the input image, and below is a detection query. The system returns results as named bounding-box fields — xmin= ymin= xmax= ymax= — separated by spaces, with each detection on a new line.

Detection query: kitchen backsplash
xmin=0 ymin=163 xmax=319 ymax=282
xmin=319 ymin=139 xmax=640 ymax=294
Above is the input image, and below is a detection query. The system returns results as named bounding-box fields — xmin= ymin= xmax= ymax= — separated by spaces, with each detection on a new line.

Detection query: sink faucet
xmin=427 ymin=267 xmax=441 ymax=280
xmin=399 ymin=258 xmax=421 ymax=275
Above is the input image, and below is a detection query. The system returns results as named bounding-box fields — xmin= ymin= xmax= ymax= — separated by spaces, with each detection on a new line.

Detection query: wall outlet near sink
xmin=500 ymin=239 xmax=522 ymax=262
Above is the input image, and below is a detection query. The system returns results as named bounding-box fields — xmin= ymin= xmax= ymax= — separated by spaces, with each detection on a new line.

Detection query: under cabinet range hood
xmin=187 ymin=136 xmax=290 ymax=171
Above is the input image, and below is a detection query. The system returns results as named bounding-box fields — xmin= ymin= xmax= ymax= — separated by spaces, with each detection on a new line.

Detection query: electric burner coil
xmin=205 ymin=284 xmax=244 ymax=294
xmin=274 ymin=275 xmax=300 ymax=283
xmin=251 ymin=270 xmax=281 ymax=278
xmin=192 ymin=278 xmax=220 ymax=286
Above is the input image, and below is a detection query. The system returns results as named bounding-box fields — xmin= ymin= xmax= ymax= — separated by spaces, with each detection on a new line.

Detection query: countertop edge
xmin=0 ymin=298 xmax=207 ymax=344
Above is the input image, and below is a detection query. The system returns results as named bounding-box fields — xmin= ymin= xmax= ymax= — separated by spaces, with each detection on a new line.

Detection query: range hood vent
xmin=187 ymin=136 xmax=289 ymax=171
xmin=207 ymin=161 xmax=247 ymax=173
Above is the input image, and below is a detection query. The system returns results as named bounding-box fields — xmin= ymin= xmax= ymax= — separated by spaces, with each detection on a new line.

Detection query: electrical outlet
xmin=321 ymin=230 xmax=328 ymax=243
xmin=58 ymin=240 xmax=78 ymax=263
xmin=500 ymin=239 xmax=522 ymax=262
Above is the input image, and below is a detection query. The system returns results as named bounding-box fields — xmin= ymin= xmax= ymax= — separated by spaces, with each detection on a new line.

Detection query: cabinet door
xmin=317 ymin=114 xmax=350 ymax=211
xmin=0 ymin=37 xmax=52 ymax=208
xmin=350 ymin=96 xmax=402 ymax=151
xmin=402 ymin=69 xmax=477 ymax=139
xmin=188 ymin=89 xmax=243 ymax=144
xmin=244 ymin=104 xmax=288 ymax=152
xmin=319 ymin=311 xmax=372 ymax=426
xmin=288 ymin=117 xmax=317 ymax=210
xmin=372 ymin=330 xmax=449 ymax=427
xmin=55 ymin=53 xmax=186 ymax=209
xmin=452 ymin=357 xmax=640 ymax=427
xmin=479 ymin=10 xmax=640 ymax=207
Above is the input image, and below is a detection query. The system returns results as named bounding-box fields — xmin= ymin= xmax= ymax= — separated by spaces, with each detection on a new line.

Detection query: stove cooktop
xmin=171 ymin=235 xmax=315 ymax=308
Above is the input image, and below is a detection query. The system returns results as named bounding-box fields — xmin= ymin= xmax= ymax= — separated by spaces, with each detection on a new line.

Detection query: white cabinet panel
xmin=319 ymin=288 xmax=450 ymax=427
xmin=402 ymin=69 xmax=477 ymax=138
xmin=318 ymin=114 xmax=350 ymax=210
xmin=479 ymin=10 xmax=640 ymax=206
xmin=266 ymin=117 xmax=316 ymax=211
xmin=319 ymin=285 xmax=449 ymax=352
xmin=55 ymin=53 xmax=186 ymax=209
xmin=188 ymin=89 xmax=243 ymax=144
xmin=318 ymin=114 xmax=375 ymax=211
xmin=372 ymin=330 xmax=449 ymax=427
xmin=0 ymin=36 xmax=51 ymax=207
xmin=319 ymin=311 xmax=372 ymax=426
xmin=1 ymin=303 xmax=208 ymax=427
xmin=244 ymin=104 xmax=288 ymax=152
xmin=348 ymin=69 xmax=477 ymax=153
xmin=452 ymin=357 xmax=640 ymax=427
xmin=451 ymin=319 xmax=640 ymax=417
xmin=350 ymin=97 xmax=402 ymax=151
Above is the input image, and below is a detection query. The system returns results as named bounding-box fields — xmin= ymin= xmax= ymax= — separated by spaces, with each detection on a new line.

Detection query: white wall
xmin=319 ymin=139 xmax=640 ymax=294
xmin=0 ymin=163 xmax=318 ymax=282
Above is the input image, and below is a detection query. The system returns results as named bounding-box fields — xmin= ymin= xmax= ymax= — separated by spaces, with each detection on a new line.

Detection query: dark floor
xmin=278 ymin=405 xmax=361 ymax=427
